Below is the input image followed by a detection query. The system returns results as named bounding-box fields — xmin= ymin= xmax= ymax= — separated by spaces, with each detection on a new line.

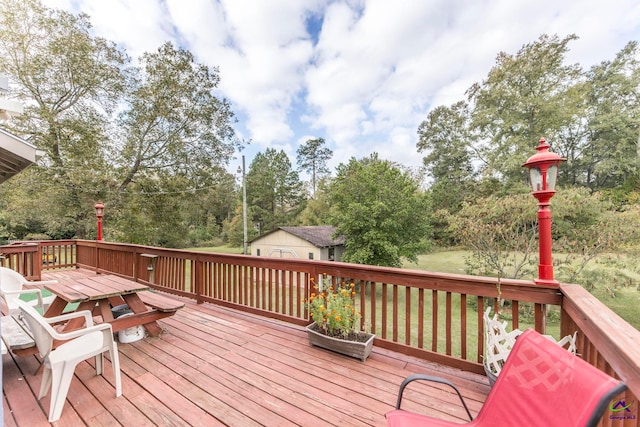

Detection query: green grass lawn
xmin=187 ymin=245 xmax=244 ymax=254
xmin=405 ymin=250 xmax=640 ymax=331
xmin=403 ymin=249 xmax=470 ymax=274
xmin=589 ymin=285 xmax=640 ymax=330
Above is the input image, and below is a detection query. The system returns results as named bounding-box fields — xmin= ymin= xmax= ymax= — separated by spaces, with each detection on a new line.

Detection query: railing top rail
xmin=561 ymin=283 xmax=640 ymax=396
xmin=0 ymin=242 xmax=39 ymax=254
xmin=70 ymin=240 xmax=564 ymax=303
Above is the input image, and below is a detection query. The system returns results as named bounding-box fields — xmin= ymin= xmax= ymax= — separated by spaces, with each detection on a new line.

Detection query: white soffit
xmin=0 ymin=128 xmax=41 ymax=184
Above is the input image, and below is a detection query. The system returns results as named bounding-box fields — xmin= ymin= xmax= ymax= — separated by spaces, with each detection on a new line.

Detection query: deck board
xmin=2 ymin=269 xmax=490 ymax=426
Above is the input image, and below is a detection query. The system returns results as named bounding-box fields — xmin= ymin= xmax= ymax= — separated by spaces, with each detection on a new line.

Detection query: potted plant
xmin=305 ymin=275 xmax=374 ymax=362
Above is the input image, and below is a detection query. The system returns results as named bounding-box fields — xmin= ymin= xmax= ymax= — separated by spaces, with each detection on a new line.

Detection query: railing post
xmin=534 ymin=303 xmax=546 ymax=334
xmin=194 ymin=258 xmax=204 ymax=304
xmin=141 ymin=254 xmax=158 ymax=284
xmin=32 ymin=244 xmax=42 ymax=280
xmin=133 ymin=247 xmax=139 ymax=282
xmin=95 ymin=241 xmax=100 ymax=273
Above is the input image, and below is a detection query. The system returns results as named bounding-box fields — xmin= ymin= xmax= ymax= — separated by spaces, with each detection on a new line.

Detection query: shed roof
xmin=256 ymin=226 xmax=345 ymax=248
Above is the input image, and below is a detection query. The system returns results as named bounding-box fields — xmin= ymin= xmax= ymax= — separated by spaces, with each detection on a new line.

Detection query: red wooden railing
xmin=0 ymin=241 xmax=42 ymax=280
xmin=2 ymin=240 xmax=639 ymax=426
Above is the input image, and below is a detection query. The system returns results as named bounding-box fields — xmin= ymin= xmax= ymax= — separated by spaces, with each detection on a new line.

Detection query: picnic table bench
xmin=2 ymin=275 xmax=184 ymax=357
xmin=105 ymin=289 xmax=184 ymax=336
xmin=137 ymin=291 xmax=185 ymax=312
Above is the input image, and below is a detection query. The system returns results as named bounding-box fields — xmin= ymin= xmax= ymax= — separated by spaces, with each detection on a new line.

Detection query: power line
xmin=6 ymin=179 xmax=228 ymax=196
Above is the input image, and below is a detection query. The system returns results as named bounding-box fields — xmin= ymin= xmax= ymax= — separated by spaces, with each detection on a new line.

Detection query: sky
xmin=42 ymin=0 xmax=640 ymax=175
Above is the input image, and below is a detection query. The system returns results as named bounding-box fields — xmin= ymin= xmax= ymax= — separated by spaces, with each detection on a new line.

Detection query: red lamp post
xmin=522 ymin=138 xmax=566 ymax=286
xmin=94 ymin=201 xmax=105 ymax=241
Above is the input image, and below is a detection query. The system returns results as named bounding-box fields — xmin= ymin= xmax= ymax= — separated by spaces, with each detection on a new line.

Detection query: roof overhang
xmin=0 ymin=128 xmax=42 ymax=184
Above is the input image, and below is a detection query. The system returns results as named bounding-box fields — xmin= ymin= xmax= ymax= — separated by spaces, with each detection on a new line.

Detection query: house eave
xmin=0 ymin=128 xmax=40 ymax=184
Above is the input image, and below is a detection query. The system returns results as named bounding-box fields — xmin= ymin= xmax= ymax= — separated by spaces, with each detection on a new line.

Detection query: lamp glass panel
xmin=528 ymin=167 xmax=543 ymax=191
xmin=547 ymin=165 xmax=558 ymax=190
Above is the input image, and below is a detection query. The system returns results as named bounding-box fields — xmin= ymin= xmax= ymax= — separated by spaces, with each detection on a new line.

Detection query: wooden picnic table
xmin=44 ymin=274 xmax=183 ymax=337
xmin=2 ymin=274 xmax=184 ymax=356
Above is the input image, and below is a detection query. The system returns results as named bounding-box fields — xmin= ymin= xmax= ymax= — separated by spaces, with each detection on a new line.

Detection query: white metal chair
xmin=16 ymin=300 xmax=122 ymax=422
xmin=0 ymin=266 xmax=58 ymax=314
xmin=483 ymin=307 xmax=578 ymax=383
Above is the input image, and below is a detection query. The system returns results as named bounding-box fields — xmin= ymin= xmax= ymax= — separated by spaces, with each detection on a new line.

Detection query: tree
xmin=449 ymin=187 xmax=627 ymax=287
xmin=467 ymin=34 xmax=583 ymax=185
xmin=115 ymin=42 xmax=238 ymax=192
xmin=222 ymin=204 xmax=258 ymax=247
xmin=448 ymin=191 xmax=538 ymax=280
xmin=246 ymin=149 xmax=304 ymax=233
xmin=110 ymin=170 xmax=238 ymax=247
xmin=296 ymin=137 xmax=333 ymax=198
xmin=0 ymin=0 xmax=128 ymax=238
xmin=417 ymin=101 xmax=477 ymax=213
xmin=551 ymin=188 xmax=624 ymax=285
xmin=579 ymin=41 xmax=640 ymax=190
xmin=423 ymin=35 xmax=640 ymax=196
xmin=296 ymin=178 xmax=333 ymax=225
xmin=107 ymin=41 xmax=239 ymax=245
xmin=418 ymin=101 xmax=476 ymax=183
xmin=0 ymin=1 xmax=240 ymax=244
xmin=328 ymin=153 xmax=431 ymax=267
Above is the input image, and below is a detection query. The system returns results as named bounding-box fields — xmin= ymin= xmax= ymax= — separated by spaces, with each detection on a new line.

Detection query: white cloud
xmin=80 ymin=0 xmax=171 ymax=59
xmin=41 ymin=0 xmax=640 ymax=173
xmin=171 ymin=0 xmax=320 ymax=149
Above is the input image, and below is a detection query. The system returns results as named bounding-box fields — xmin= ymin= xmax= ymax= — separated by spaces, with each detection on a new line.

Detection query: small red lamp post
xmin=522 ymin=138 xmax=566 ymax=286
xmin=94 ymin=201 xmax=105 ymax=241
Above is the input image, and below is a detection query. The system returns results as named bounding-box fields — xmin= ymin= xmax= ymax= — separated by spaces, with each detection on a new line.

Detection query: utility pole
xmin=240 ymin=155 xmax=248 ymax=255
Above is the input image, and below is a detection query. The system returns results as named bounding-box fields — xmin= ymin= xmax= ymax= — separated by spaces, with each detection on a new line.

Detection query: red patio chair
xmin=386 ymin=329 xmax=626 ymax=427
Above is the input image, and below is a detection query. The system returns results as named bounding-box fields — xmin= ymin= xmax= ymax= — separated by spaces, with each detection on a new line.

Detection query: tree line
xmin=0 ymin=1 xmax=638 ymax=283
xmin=419 ymin=34 xmax=640 ymax=213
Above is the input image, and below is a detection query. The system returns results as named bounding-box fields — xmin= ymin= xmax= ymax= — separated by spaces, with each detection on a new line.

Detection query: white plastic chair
xmin=0 ymin=267 xmax=58 ymax=314
xmin=16 ymin=300 xmax=122 ymax=422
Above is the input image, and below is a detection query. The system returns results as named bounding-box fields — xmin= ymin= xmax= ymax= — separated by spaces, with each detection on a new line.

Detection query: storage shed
xmin=250 ymin=226 xmax=345 ymax=261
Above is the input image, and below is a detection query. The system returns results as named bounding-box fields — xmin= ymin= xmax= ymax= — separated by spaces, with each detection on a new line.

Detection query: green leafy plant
xmin=305 ymin=275 xmax=362 ymax=339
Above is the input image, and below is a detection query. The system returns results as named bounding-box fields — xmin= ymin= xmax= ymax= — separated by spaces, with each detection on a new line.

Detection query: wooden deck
xmin=3 ymin=270 xmax=490 ymax=426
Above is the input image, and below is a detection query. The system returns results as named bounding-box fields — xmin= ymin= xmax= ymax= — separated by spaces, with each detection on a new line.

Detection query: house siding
xmin=251 ymin=229 xmax=343 ymax=261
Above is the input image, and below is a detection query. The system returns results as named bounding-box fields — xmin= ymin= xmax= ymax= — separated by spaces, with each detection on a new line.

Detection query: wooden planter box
xmin=306 ymin=322 xmax=375 ymax=362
